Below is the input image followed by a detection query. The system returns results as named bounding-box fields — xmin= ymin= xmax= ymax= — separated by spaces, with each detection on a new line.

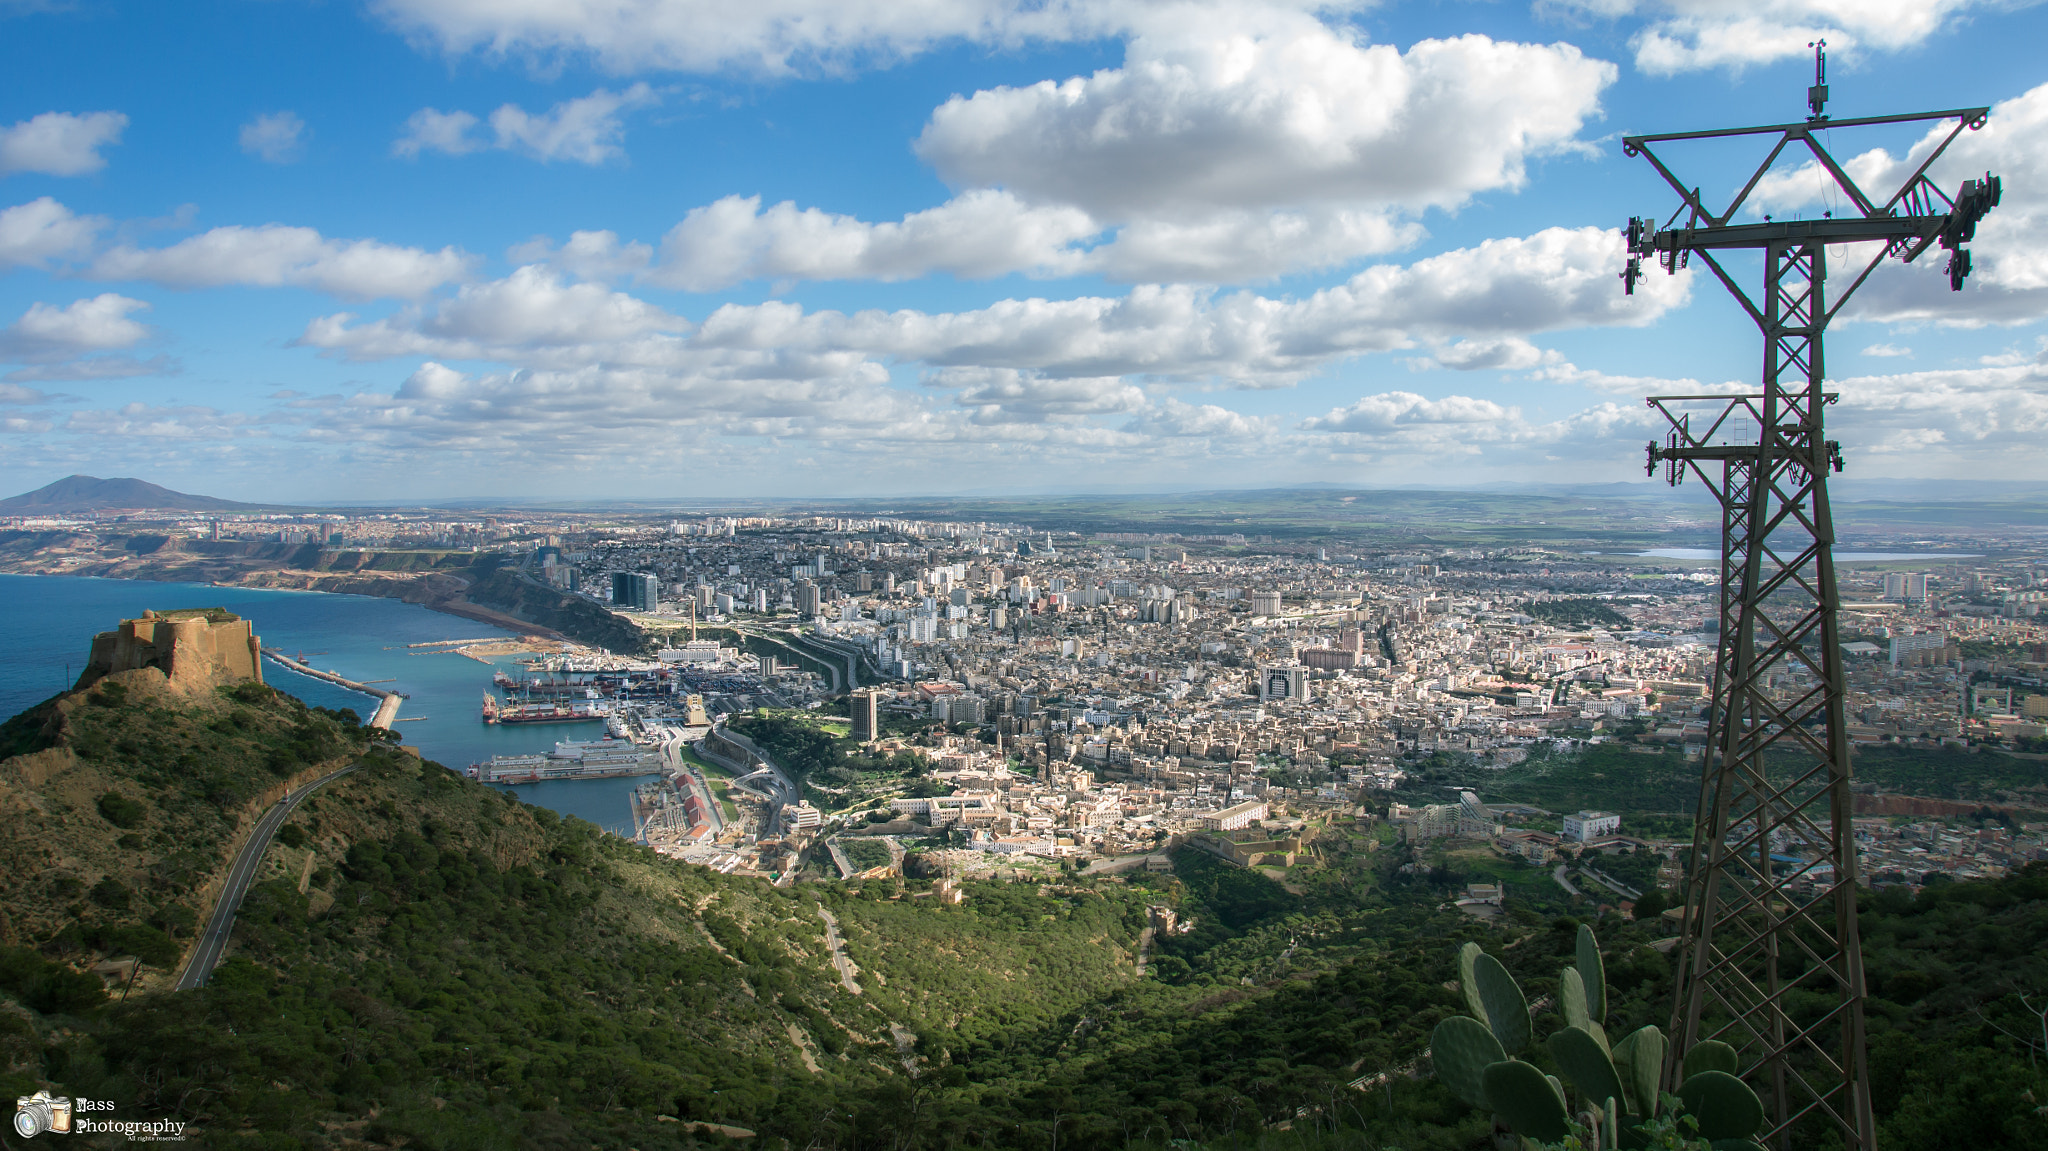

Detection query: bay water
xmin=0 ymin=574 xmax=640 ymax=833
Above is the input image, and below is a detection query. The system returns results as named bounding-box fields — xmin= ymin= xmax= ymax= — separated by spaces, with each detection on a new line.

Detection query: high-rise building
xmin=794 ymin=579 xmax=821 ymax=617
xmin=851 ymin=690 xmax=879 ymax=740
xmin=1883 ymin=572 xmax=1929 ymax=602
xmin=611 ymin=572 xmax=660 ymax=612
xmin=751 ymin=588 xmax=769 ymax=612
xmin=1251 ymin=590 xmax=1283 ymax=615
xmin=856 ymin=571 xmax=873 ymax=592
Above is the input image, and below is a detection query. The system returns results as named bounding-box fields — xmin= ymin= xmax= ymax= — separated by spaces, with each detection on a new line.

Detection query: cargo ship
xmin=480 ymin=693 xmax=607 ymax=725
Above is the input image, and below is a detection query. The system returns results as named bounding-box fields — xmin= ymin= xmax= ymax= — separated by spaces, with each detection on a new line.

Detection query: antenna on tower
xmin=1807 ymin=39 xmax=1829 ymax=121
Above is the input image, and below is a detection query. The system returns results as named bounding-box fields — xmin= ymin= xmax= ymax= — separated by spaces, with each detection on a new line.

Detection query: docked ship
xmin=467 ymin=736 xmax=664 ymax=784
xmin=480 ymin=693 xmax=608 ymax=725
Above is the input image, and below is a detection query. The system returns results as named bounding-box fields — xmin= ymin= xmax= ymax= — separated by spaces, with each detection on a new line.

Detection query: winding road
xmin=174 ymin=763 xmax=358 ymax=991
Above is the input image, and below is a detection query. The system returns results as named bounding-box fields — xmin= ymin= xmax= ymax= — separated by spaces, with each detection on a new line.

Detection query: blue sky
xmin=2 ymin=0 xmax=2046 ymax=502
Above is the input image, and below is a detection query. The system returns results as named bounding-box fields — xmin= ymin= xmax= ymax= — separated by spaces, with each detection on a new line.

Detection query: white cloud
xmin=1301 ymin=390 xmax=1514 ymax=433
xmin=1424 ymin=336 xmax=1556 ymax=371
xmin=510 ymin=24 xmax=1615 ymax=287
xmin=0 ymin=111 xmax=127 ymax=177
xmin=904 ymin=22 xmax=1613 ymax=280
xmin=1121 ymin=397 xmax=1277 ymax=439
xmin=1863 ymin=343 xmax=1912 ymax=357
xmin=394 ymin=84 xmax=658 ymax=164
xmin=640 ymin=190 xmax=1096 ymax=290
xmin=369 ymin=0 xmax=1138 ymax=77
xmin=0 ymin=197 xmax=104 ymax=270
xmin=1533 ymin=358 xmax=1743 ymax=394
xmin=306 ymin=226 xmax=1688 ymax=387
xmin=240 ymin=111 xmax=308 ymax=163
xmin=1830 ymin=361 xmax=2048 ymax=463
xmin=392 ymin=108 xmax=482 ymax=157
xmin=1544 ymin=0 xmax=2024 ymax=73
xmin=920 ymin=26 xmax=1611 ymax=219
xmin=0 ymin=294 xmax=151 ymax=360
xmin=91 ymin=224 xmax=475 ymax=300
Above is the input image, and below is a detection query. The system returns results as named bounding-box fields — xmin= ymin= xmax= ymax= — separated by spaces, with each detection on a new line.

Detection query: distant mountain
xmin=0 ymin=474 xmax=275 ymax=514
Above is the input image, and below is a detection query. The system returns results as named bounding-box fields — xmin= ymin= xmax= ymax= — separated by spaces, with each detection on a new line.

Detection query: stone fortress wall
xmin=75 ymin=607 xmax=263 ymax=693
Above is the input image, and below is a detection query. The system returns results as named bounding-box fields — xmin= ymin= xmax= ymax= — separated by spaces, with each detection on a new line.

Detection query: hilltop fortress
xmin=75 ymin=608 xmax=263 ymax=694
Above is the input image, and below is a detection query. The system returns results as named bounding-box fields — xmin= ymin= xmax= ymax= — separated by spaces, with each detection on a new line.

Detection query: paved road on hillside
xmin=175 ymin=763 xmax=358 ymax=991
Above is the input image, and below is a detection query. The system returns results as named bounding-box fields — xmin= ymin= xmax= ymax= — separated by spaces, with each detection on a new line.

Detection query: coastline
xmin=0 ymin=546 xmax=589 ymax=647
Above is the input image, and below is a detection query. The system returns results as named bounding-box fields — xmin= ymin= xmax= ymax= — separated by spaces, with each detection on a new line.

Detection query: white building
xmin=1563 ymin=810 xmax=1621 ymax=842
xmin=1203 ymin=800 xmax=1268 ymax=831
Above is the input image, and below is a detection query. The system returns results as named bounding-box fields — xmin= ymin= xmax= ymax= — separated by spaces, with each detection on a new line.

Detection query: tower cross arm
xmin=1621 ymin=106 xmax=1989 ymax=149
xmin=1653 ymin=215 xmax=1945 ymax=253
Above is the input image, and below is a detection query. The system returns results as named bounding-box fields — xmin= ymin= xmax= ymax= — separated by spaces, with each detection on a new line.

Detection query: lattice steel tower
xmin=1619 ymin=47 xmax=2000 ymax=1150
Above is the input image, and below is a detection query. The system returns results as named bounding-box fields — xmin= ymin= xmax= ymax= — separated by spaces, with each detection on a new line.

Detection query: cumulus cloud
xmin=920 ymin=26 xmax=1611 ymax=219
xmin=1545 ymin=0 xmax=2019 ymax=73
xmin=1424 ymin=336 xmax=1557 ymax=371
xmin=369 ymin=0 xmax=1137 ymax=76
xmin=1301 ymin=390 xmax=1514 ymax=433
xmin=0 ymin=197 xmax=104 ymax=270
xmin=240 ymin=111 xmax=308 ymax=163
xmin=306 ymin=226 xmax=1688 ymax=387
xmin=507 ymin=24 xmax=1614 ymax=287
xmin=90 ymin=224 xmax=475 ymax=300
xmin=1830 ymin=361 xmax=2048 ymax=465
xmin=637 ymin=190 xmax=1096 ymax=290
xmin=394 ymin=84 xmax=658 ymax=164
xmin=0 ymin=294 xmax=150 ymax=361
xmin=0 ymin=111 xmax=127 ymax=177
xmin=1122 ymin=397 xmax=1277 ymax=439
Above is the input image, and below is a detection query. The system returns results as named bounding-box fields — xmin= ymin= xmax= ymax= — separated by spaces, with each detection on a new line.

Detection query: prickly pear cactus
xmin=1575 ymin=924 xmax=1606 ymax=1026
xmin=1471 ymin=950 xmax=1532 ymax=1054
xmin=1482 ymin=1058 xmax=1572 ymax=1144
xmin=1609 ymin=1024 xmax=1666 ymax=1118
xmin=1430 ymin=1015 xmax=1505 ymax=1110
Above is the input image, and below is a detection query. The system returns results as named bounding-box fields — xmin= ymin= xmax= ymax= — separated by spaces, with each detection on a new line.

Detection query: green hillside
xmin=3 ymin=670 xmax=2044 ymax=1150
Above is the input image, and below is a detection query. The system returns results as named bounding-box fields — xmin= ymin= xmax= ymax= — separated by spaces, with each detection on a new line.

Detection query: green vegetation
xmin=6 ymin=673 xmax=2046 ymax=1150
xmin=728 ymin=710 xmax=928 ymax=794
xmin=1521 ymin=598 xmax=1636 ymax=630
xmin=837 ymin=838 xmax=892 ymax=870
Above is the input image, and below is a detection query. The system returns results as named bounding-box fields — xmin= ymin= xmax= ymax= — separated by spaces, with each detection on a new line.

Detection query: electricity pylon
xmin=1619 ymin=46 xmax=1999 ymax=1150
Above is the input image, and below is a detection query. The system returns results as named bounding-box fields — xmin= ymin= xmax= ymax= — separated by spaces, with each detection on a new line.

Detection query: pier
xmin=262 ymin=650 xmax=405 ymax=729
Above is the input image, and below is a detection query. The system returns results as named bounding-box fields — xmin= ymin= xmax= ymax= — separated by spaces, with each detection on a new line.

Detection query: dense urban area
xmin=10 ymin=500 xmax=2047 ymax=893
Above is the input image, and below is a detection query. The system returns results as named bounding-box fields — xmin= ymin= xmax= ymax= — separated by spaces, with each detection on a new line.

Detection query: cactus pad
xmin=1483 ymin=1059 xmax=1572 ymax=1144
xmin=1576 ymin=923 xmax=1606 ymax=1025
xmin=1610 ymin=1024 xmax=1666 ymax=1118
xmin=1471 ymin=951 xmax=1531 ymax=1054
xmin=1457 ymin=941 xmax=1490 ymax=1027
xmin=1548 ymin=1024 xmax=1626 ymax=1115
xmin=1679 ymin=1070 xmax=1765 ymax=1141
xmin=1682 ymin=1039 xmax=1740 ymax=1081
xmin=1430 ymin=1016 xmax=1505 ymax=1110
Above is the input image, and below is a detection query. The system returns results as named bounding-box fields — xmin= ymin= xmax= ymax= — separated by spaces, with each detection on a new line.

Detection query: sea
xmin=0 ymin=574 xmax=641 ymax=834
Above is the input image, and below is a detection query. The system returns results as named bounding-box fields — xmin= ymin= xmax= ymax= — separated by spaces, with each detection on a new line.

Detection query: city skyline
xmin=3 ymin=0 xmax=2046 ymax=501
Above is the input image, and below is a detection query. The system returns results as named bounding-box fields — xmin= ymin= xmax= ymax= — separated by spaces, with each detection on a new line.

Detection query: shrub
xmin=96 ymin=792 xmax=146 ymax=829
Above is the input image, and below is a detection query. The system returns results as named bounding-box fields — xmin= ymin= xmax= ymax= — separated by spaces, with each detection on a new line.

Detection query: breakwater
xmin=262 ymin=650 xmax=404 ymax=729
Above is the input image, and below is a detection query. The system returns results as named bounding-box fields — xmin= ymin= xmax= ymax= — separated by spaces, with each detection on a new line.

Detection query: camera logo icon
xmin=14 ymin=1091 xmax=73 ymax=1137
